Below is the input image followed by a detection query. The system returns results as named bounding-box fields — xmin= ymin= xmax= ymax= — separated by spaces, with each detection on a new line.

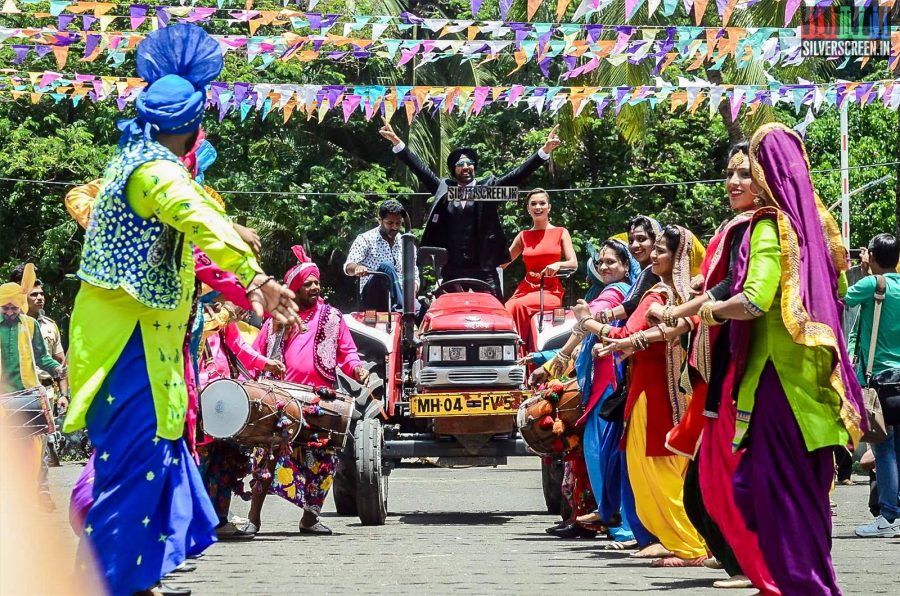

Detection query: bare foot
xmin=630 ymin=543 xmax=673 ymax=558
xmin=650 ymin=555 xmax=708 ymax=568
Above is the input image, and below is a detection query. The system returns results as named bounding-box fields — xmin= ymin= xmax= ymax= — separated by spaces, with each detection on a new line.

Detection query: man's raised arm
xmin=379 ymin=120 xmax=441 ymax=195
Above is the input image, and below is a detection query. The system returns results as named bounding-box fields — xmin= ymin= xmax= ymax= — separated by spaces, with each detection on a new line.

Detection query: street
xmin=48 ymin=458 xmax=897 ymax=595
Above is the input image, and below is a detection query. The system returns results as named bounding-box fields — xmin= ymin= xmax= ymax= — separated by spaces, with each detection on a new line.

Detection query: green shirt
xmin=845 ymin=272 xmax=900 ymax=379
xmin=0 ymin=315 xmax=60 ymax=393
xmin=735 ymin=219 xmax=850 ymax=452
xmin=65 ymin=160 xmax=262 ymax=440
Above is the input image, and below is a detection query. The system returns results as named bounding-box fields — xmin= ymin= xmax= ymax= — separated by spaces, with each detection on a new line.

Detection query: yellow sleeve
xmin=125 ymin=160 xmax=262 ymax=287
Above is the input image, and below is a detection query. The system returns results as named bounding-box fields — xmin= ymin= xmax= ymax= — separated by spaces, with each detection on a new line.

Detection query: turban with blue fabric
xmin=125 ymin=23 xmax=222 ymax=139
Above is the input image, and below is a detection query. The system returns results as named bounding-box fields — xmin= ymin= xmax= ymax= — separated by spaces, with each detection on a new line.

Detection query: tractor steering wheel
xmin=434 ymin=278 xmax=494 ymax=296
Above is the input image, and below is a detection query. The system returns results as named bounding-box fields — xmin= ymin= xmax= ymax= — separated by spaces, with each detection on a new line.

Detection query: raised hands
xmin=379 ymin=118 xmax=402 ymax=147
xmin=542 ymin=124 xmax=561 ymax=154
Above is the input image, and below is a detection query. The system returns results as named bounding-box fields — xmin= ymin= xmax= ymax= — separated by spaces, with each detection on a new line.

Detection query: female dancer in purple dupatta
xmin=697 ymin=123 xmax=865 ymax=594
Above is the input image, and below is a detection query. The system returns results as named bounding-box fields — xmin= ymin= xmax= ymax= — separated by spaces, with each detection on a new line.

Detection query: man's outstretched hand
xmin=246 ymin=274 xmax=299 ymax=326
xmin=542 ymin=124 xmax=561 ymax=154
xmin=379 ymin=119 xmax=402 ymax=147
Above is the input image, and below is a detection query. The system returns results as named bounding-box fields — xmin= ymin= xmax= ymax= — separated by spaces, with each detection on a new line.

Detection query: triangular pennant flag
xmin=1 ymin=0 xmax=21 ymax=13
xmin=52 ymin=45 xmax=69 ymax=69
xmin=526 ymin=0 xmax=541 ymax=21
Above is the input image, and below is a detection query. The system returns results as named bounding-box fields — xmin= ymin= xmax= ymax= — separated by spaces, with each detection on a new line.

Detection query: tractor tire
xmin=541 ymin=457 xmax=568 ymax=519
xmin=332 ymin=438 xmax=358 ymax=516
xmin=354 ymin=417 xmax=388 ymax=526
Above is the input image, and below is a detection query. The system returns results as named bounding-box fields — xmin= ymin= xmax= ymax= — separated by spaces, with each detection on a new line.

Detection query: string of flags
xmin=4 ymin=0 xmax=896 ymax=26
xmin=7 ymin=24 xmax=881 ymax=75
xmin=2 ymin=70 xmax=897 ymax=125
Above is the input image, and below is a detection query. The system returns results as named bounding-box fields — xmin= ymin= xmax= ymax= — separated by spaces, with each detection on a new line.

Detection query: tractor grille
xmin=447 ymin=369 xmax=499 ymax=384
xmin=419 ymin=365 xmax=526 ymax=388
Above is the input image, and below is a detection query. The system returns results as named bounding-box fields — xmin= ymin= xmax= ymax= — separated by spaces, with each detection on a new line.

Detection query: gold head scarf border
xmin=748 ymin=122 xmax=861 ymax=446
xmin=0 ymin=263 xmax=36 ymax=310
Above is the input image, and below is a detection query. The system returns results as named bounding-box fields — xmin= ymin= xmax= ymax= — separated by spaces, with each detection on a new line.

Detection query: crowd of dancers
xmin=2 ymin=21 xmax=898 ymax=596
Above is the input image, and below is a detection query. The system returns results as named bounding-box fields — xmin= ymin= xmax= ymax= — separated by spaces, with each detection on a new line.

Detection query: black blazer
xmin=396 ymin=146 xmax=548 ymax=271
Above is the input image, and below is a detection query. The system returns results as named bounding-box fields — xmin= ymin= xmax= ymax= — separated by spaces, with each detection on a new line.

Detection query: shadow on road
xmin=392 ymin=511 xmax=544 ymax=525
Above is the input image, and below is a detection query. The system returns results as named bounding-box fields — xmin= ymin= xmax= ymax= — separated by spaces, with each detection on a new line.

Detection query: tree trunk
xmin=705 ymin=68 xmax=745 ymax=145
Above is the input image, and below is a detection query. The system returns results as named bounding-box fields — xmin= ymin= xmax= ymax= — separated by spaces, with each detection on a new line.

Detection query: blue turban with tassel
xmin=125 ymin=23 xmax=222 ymax=140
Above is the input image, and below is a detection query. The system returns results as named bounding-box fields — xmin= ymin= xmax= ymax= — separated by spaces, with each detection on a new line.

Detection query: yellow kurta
xmin=626 ymin=392 xmax=707 ymax=559
xmin=65 ymin=160 xmax=262 ymax=440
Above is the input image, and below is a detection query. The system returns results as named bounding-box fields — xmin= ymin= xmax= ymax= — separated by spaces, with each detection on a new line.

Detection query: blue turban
xmin=122 ymin=23 xmax=223 ymax=142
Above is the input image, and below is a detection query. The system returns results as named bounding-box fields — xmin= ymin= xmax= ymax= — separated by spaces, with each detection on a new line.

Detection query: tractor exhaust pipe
xmin=401 ymin=233 xmax=419 ymax=348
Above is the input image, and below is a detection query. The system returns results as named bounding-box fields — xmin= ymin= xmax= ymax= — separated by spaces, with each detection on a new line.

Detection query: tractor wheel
xmin=354 ymin=417 xmax=388 ymax=526
xmin=541 ymin=457 xmax=568 ymax=519
xmin=332 ymin=438 xmax=358 ymax=516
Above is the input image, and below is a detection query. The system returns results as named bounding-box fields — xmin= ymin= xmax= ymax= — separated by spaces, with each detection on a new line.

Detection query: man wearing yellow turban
xmin=0 ymin=264 xmax=66 ymax=396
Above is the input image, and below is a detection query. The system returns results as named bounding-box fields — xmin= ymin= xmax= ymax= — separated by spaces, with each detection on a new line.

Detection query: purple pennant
xmin=471 ymin=0 xmax=483 ymax=15
xmin=538 ymin=57 xmax=552 ymax=78
xmin=312 ymin=38 xmax=325 ymax=51
xmin=307 ymin=13 xmax=322 ymax=30
xmin=321 ymin=14 xmax=341 ymax=29
xmin=595 ymin=97 xmax=610 ymax=117
xmin=327 ymin=51 xmax=347 ymax=59
xmin=36 ymin=45 xmax=53 ymax=58
xmin=585 ymin=25 xmax=604 ymax=44
xmin=130 ymin=5 xmax=149 ymax=30
xmin=352 ymin=49 xmax=371 ymax=59
xmin=116 ymin=97 xmax=128 ymax=111
xmin=400 ymin=12 xmax=423 ymax=25
xmin=499 ymin=0 xmax=513 ymax=21
xmin=12 ymin=45 xmax=30 ymax=65
xmin=82 ymin=15 xmax=96 ymax=30
xmin=83 ymin=34 xmax=101 ymax=59
xmin=58 ymin=15 xmax=75 ymax=30
xmin=156 ymin=7 xmax=170 ymax=28
xmin=233 ymin=82 xmax=249 ymax=105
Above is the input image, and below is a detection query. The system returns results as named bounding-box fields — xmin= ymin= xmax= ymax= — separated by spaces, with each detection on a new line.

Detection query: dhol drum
xmin=0 ymin=388 xmax=54 ymax=438
xmin=200 ymin=379 xmax=304 ymax=447
xmin=516 ymin=379 xmax=584 ymax=456
xmin=200 ymin=379 xmax=353 ymax=449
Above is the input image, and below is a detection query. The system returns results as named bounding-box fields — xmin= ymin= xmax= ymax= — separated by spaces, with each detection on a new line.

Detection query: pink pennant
xmin=342 ymin=94 xmax=361 ymax=122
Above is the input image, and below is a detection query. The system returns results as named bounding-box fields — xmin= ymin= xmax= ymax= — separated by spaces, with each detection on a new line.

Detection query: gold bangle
xmin=699 ymin=302 xmax=722 ymax=327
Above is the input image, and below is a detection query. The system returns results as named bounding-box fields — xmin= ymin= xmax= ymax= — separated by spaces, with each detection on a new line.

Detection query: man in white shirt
xmin=345 ymin=199 xmax=419 ymax=311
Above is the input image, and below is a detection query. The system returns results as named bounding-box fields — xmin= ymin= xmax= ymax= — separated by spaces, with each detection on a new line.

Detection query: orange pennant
xmin=527 ymin=0 xmax=541 ymax=21
xmin=52 ymin=45 xmax=69 ymax=69
xmin=555 ymin=0 xmax=573 ymax=21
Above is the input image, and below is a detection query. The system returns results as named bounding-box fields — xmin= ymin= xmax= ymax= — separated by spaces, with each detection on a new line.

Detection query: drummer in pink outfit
xmin=503 ymin=189 xmax=577 ymax=350
xmin=247 ymin=246 xmax=369 ymax=535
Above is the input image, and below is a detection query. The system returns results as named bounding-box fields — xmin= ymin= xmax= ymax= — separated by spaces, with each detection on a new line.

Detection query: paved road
xmin=48 ymin=458 xmax=896 ymax=595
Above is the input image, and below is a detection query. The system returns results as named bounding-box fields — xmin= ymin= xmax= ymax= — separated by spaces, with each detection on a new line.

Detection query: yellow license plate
xmin=410 ymin=391 xmax=525 ymax=417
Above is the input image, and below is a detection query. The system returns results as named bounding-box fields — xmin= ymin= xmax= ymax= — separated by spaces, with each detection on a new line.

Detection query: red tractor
xmin=333 ymin=234 xmax=576 ymax=525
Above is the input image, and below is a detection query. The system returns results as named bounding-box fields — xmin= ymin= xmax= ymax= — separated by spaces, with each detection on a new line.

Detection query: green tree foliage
xmin=0 ymin=0 xmax=896 ymax=331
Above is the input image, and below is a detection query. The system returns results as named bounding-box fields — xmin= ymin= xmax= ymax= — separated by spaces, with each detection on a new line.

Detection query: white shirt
xmin=344 ymin=227 xmax=420 ymax=290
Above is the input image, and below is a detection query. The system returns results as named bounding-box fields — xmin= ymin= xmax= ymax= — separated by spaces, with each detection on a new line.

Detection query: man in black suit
xmin=380 ymin=121 xmax=561 ymax=297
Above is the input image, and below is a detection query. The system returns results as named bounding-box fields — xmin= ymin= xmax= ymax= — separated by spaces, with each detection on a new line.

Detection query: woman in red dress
xmin=503 ymin=189 xmax=577 ymax=350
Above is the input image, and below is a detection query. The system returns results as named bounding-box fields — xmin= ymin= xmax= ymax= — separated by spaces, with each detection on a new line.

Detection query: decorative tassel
xmin=538 ymin=415 xmax=555 ymax=430
xmin=552 ymin=417 xmax=565 ymax=435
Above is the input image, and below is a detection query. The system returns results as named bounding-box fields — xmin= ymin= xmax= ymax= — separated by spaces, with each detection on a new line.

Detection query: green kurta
xmin=734 ymin=219 xmax=850 ymax=451
xmin=65 ymin=160 xmax=262 ymax=440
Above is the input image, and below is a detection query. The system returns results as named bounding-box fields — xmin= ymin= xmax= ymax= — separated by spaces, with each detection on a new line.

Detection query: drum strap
xmin=218 ymin=330 xmax=255 ymax=381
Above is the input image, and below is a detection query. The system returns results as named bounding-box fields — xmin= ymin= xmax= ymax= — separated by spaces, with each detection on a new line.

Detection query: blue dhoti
xmin=77 ymin=329 xmax=217 ymax=595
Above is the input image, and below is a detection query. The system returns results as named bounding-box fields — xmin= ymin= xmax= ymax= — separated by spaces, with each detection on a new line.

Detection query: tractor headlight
xmin=478 ymin=345 xmax=503 ymax=361
xmin=503 ymin=345 xmax=516 ymax=361
xmin=442 ymin=346 xmax=467 ymax=361
xmin=427 ymin=345 xmax=442 ymax=362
